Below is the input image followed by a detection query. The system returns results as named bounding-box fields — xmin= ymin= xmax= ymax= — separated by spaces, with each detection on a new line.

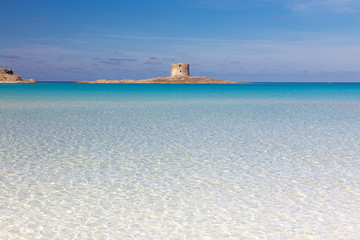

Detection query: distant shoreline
xmin=3 ymin=80 xmax=360 ymax=84
xmin=26 ymin=81 xmax=360 ymax=84
xmin=76 ymin=76 xmax=253 ymax=84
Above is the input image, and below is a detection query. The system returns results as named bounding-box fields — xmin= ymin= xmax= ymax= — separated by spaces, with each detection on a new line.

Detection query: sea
xmin=0 ymin=83 xmax=360 ymax=239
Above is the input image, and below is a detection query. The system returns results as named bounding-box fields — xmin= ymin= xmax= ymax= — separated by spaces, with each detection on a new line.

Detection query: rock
xmin=0 ymin=68 xmax=37 ymax=83
xmin=0 ymin=68 xmax=14 ymax=74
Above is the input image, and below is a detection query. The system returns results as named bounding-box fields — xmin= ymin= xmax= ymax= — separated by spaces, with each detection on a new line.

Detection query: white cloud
xmin=2 ymin=33 xmax=360 ymax=81
xmin=3 ymin=44 xmax=90 ymax=58
xmin=162 ymin=34 xmax=360 ymax=75
xmin=289 ymin=0 xmax=360 ymax=13
xmin=192 ymin=0 xmax=360 ymax=13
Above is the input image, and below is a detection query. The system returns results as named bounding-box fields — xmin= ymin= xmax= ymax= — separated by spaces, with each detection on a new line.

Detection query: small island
xmin=77 ymin=63 xmax=252 ymax=84
xmin=0 ymin=68 xmax=37 ymax=83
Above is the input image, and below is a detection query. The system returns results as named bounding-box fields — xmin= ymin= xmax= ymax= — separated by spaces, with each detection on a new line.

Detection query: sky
xmin=1 ymin=0 xmax=360 ymax=82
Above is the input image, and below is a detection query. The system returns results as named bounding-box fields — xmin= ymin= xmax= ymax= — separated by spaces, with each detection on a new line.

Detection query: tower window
xmin=179 ymin=65 xmax=181 ymax=67
xmin=180 ymin=70 xmax=182 ymax=72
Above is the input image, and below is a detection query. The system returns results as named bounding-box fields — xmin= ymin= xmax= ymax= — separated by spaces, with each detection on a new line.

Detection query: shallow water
xmin=1 ymin=83 xmax=360 ymax=239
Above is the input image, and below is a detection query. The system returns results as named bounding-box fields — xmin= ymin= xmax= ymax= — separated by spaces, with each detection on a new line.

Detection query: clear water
xmin=1 ymin=83 xmax=360 ymax=239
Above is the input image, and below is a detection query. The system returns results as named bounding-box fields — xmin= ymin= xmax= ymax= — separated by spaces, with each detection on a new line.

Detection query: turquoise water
xmin=1 ymin=83 xmax=360 ymax=239
xmin=1 ymin=83 xmax=360 ymax=101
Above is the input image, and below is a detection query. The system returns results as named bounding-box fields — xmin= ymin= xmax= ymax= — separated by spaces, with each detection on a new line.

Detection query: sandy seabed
xmin=1 ymin=84 xmax=360 ymax=239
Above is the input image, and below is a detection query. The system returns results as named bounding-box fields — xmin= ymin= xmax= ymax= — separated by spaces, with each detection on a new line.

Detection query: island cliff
xmin=0 ymin=68 xmax=37 ymax=83
xmin=77 ymin=63 xmax=252 ymax=84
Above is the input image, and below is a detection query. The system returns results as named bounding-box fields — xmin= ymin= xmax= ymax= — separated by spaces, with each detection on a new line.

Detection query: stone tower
xmin=171 ymin=63 xmax=190 ymax=77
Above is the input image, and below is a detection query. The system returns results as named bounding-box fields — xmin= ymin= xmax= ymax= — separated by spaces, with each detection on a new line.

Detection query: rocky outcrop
xmin=76 ymin=76 xmax=252 ymax=84
xmin=0 ymin=68 xmax=37 ymax=83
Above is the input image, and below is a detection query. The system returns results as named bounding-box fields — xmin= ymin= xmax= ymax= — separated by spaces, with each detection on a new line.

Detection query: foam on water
xmin=1 ymin=83 xmax=360 ymax=239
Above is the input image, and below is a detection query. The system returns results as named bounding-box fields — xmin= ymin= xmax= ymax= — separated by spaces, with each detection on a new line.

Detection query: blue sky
xmin=1 ymin=0 xmax=360 ymax=82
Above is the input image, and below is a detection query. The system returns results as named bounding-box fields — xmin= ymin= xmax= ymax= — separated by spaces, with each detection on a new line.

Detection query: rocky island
xmin=0 ymin=68 xmax=37 ymax=83
xmin=77 ymin=63 xmax=252 ymax=84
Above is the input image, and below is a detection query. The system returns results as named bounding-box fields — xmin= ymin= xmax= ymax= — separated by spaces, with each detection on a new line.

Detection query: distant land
xmin=77 ymin=63 xmax=252 ymax=84
xmin=0 ymin=63 xmax=253 ymax=84
xmin=76 ymin=76 xmax=252 ymax=84
xmin=0 ymin=68 xmax=37 ymax=83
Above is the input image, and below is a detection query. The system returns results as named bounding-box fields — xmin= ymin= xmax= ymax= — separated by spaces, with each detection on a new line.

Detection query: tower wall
xmin=171 ymin=63 xmax=190 ymax=77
